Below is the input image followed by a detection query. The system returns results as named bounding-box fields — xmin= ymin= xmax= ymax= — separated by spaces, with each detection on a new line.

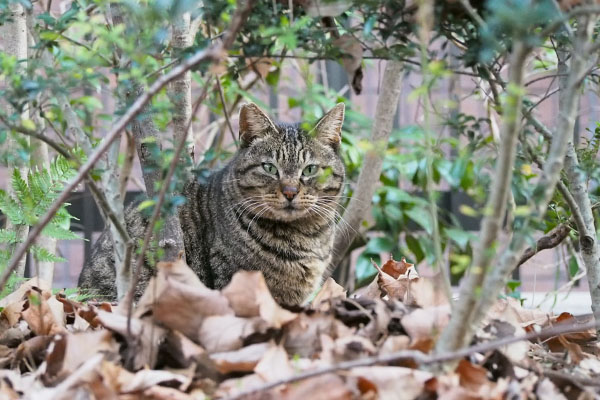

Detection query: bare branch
xmin=329 ymin=60 xmax=404 ymax=274
xmin=517 ymin=222 xmax=571 ymax=267
xmin=225 ymin=319 xmax=600 ymax=400
xmin=436 ymin=41 xmax=530 ymax=352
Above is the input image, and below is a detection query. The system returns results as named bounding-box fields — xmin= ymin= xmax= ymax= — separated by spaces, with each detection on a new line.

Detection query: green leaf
xmin=355 ymin=252 xmax=378 ymax=284
xmin=365 ymin=237 xmax=395 ymax=254
xmin=42 ymin=224 xmax=79 ymax=240
xmin=405 ymin=234 xmax=424 ymax=263
xmin=30 ymin=245 xmax=66 ymax=262
xmin=405 ymin=207 xmax=433 ymax=235
xmin=445 ymin=228 xmax=474 ymax=251
xmin=0 ymin=229 xmax=19 ymax=244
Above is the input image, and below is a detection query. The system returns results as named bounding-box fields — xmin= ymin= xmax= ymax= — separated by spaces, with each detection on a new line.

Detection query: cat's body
xmin=78 ymin=103 xmax=346 ymax=305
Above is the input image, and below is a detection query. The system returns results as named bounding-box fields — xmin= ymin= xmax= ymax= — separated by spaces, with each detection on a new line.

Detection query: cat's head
xmin=231 ymin=102 xmax=346 ymax=222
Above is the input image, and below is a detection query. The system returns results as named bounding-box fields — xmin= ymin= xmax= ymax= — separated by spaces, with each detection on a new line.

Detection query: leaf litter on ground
xmin=0 ymin=257 xmax=598 ymax=399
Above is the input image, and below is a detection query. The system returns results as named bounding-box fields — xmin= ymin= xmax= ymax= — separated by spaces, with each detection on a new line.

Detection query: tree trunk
xmin=328 ymin=60 xmax=404 ymax=274
xmin=436 ymin=42 xmax=529 ymax=353
xmin=558 ymin=41 xmax=600 ymax=332
xmin=0 ymin=3 xmax=30 ymax=278
xmin=444 ymin=14 xmax=598 ymax=351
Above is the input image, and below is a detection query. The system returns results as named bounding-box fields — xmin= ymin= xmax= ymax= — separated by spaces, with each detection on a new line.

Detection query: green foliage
xmin=0 ymin=156 xmax=78 ymax=275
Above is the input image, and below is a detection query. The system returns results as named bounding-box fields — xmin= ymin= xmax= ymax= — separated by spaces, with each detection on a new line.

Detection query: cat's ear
xmin=312 ymin=103 xmax=345 ymax=147
xmin=239 ymin=103 xmax=277 ymax=146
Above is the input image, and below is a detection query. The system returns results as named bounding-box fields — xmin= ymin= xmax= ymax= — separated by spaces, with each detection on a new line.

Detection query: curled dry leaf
xmin=45 ymin=330 xmax=118 ymax=381
xmin=254 ymin=344 xmax=294 ymax=382
xmin=222 ymin=270 xmax=296 ymax=329
xmin=199 ymin=315 xmax=268 ymax=353
xmin=280 ymin=374 xmax=352 ymax=400
xmin=401 ymin=305 xmax=451 ymax=342
xmin=332 ymin=33 xmax=364 ymax=94
xmin=283 ymin=312 xmax=353 ymax=358
xmin=210 ymin=342 xmax=272 ymax=374
xmin=136 ymin=259 xmax=232 ymax=342
xmin=245 ymin=57 xmax=274 ymax=79
xmin=350 ymin=366 xmax=433 ymax=400
xmin=21 ymin=291 xmax=66 ymax=336
xmin=96 ymin=309 xmax=167 ymax=369
xmin=312 ymin=277 xmax=346 ymax=311
xmin=372 ymin=258 xmax=419 ymax=302
xmin=0 ymin=277 xmax=51 ymax=308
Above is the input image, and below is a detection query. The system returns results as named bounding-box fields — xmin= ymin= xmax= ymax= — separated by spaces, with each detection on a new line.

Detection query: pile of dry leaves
xmin=0 ymin=258 xmax=598 ymax=399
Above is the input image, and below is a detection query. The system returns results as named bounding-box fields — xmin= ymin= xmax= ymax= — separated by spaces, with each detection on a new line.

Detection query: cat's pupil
xmin=262 ymin=162 xmax=278 ymax=175
xmin=302 ymin=164 xmax=318 ymax=176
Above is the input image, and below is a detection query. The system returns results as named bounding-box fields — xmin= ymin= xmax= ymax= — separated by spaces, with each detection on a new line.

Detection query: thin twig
xmin=216 ymin=76 xmax=238 ymax=146
xmin=0 ymin=116 xmax=71 ymax=159
xmin=225 ymin=319 xmax=600 ymax=400
xmin=517 ymin=222 xmax=571 ymax=267
xmin=124 ymin=77 xmax=212 ymax=364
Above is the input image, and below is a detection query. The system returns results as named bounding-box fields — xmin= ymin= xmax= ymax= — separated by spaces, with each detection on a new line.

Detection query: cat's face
xmin=232 ymin=103 xmax=345 ymax=222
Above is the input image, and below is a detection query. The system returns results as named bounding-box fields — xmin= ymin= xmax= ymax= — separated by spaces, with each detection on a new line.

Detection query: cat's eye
xmin=262 ymin=162 xmax=278 ymax=175
xmin=302 ymin=164 xmax=319 ymax=176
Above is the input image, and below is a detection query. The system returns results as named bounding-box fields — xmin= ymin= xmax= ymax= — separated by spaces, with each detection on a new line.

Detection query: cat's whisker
xmin=247 ymin=205 xmax=270 ymax=235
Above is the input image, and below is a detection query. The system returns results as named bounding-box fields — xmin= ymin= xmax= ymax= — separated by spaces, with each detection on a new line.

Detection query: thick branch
xmin=517 ymin=222 xmax=571 ymax=267
xmin=436 ymin=42 xmax=529 ymax=353
xmin=329 ymin=60 xmax=404 ymax=273
xmin=469 ymin=14 xmax=598 ymax=338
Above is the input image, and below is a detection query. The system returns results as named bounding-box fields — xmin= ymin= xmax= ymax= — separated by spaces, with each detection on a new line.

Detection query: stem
xmin=436 ymin=41 xmax=529 ymax=353
xmin=329 ymin=60 xmax=404 ymax=273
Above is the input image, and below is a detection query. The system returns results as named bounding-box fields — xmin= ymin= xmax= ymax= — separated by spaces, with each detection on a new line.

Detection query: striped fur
xmin=79 ymin=103 xmax=346 ymax=306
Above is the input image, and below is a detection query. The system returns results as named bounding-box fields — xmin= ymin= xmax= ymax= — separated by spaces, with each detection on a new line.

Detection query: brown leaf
xmin=222 ymin=271 xmax=296 ymax=328
xmin=401 ymin=305 xmax=451 ymax=341
xmin=163 ymin=330 xmax=209 ymax=367
xmin=254 ymin=345 xmax=294 ymax=382
xmin=455 ymin=360 xmax=491 ymax=393
xmin=312 ymin=277 xmax=346 ymax=311
xmin=142 ymin=386 xmax=193 ymax=400
xmin=2 ymin=298 xmax=25 ymax=327
xmin=281 ymin=374 xmax=352 ymax=400
xmin=332 ymin=34 xmax=364 ymax=94
xmin=283 ymin=312 xmax=352 ymax=358
xmin=137 ymin=259 xmax=232 ymax=342
xmin=245 ymin=57 xmax=274 ymax=79
xmin=21 ymin=291 xmax=65 ymax=336
xmin=210 ymin=342 xmax=272 ymax=374
xmin=96 ymin=310 xmax=167 ymax=369
xmin=0 ymin=277 xmax=51 ymax=308
xmin=350 ymin=366 xmax=433 ymax=400
xmin=199 ymin=315 xmax=268 ymax=353
xmin=406 ymin=276 xmax=450 ymax=307
xmin=372 ymin=259 xmax=419 ymax=302
xmin=45 ymin=330 xmax=118 ymax=381
xmin=381 ymin=258 xmax=413 ymax=279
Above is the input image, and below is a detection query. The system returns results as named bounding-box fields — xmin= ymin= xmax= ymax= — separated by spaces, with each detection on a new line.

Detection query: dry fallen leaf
xmin=21 ymin=291 xmax=66 ymax=336
xmin=199 ymin=315 xmax=268 ymax=353
xmin=312 ymin=277 xmax=346 ymax=311
xmin=222 ymin=270 xmax=296 ymax=329
xmin=350 ymin=366 xmax=433 ymax=400
xmin=45 ymin=330 xmax=118 ymax=381
xmin=281 ymin=374 xmax=352 ymax=400
xmin=210 ymin=342 xmax=272 ymax=374
xmin=136 ymin=259 xmax=232 ymax=342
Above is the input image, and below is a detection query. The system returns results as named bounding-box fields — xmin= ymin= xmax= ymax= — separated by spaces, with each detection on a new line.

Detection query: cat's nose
xmin=282 ymin=185 xmax=298 ymax=201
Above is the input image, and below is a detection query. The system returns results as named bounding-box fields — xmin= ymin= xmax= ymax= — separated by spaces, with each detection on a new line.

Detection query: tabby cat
xmin=78 ymin=102 xmax=346 ymax=306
